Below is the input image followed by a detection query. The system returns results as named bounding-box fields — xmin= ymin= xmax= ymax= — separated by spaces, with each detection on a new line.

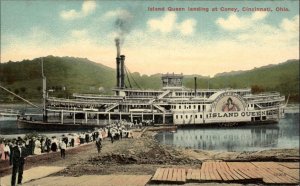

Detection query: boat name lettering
xmin=207 ymin=110 xmax=273 ymax=118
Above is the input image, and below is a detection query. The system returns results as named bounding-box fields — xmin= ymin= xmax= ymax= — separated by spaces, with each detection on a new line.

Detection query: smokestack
xmin=115 ymin=38 xmax=121 ymax=88
xmin=194 ymin=77 xmax=197 ymax=97
xmin=116 ymin=57 xmax=121 ymax=88
xmin=120 ymin=55 xmax=125 ymax=88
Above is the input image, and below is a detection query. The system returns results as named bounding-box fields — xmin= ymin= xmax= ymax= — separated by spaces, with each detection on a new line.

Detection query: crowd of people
xmin=0 ymin=121 xmax=141 ymax=186
xmin=0 ymin=129 xmax=104 ymax=161
xmin=0 ymin=120 xmax=139 ymax=161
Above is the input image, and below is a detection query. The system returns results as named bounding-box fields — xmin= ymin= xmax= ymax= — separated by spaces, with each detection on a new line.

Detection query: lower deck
xmin=41 ymin=107 xmax=283 ymax=126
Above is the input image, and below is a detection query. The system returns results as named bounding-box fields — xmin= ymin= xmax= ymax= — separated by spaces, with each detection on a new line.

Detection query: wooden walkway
xmin=22 ymin=175 xmax=152 ymax=186
xmin=151 ymin=161 xmax=299 ymax=185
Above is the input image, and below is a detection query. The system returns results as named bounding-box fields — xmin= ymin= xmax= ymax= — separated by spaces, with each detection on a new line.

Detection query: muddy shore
xmin=1 ymin=130 xmax=299 ymax=178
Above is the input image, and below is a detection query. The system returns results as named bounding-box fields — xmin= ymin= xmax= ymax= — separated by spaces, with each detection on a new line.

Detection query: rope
xmin=125 ymin=65 xmax=142 ymax=89
xmin=0 ymin=85 xmax=41 ymax=109
xmin=125 ymin=66 xmax=132 ymax=88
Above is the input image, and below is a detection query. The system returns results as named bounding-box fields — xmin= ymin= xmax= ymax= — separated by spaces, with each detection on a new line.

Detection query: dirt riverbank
xmin=1 ymin=130 xmax=299 ymax=178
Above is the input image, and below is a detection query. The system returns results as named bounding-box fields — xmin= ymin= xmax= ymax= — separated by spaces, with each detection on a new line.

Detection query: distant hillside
xmin=214 ymin=70 xmax=244 ymax=77
xmin=0 ymin=56 xmax=116 ymax=101
xmin=0 ymin=57 xmax=299 ymax=102
xmin=209 ymin=59 xmax=299 ymax=102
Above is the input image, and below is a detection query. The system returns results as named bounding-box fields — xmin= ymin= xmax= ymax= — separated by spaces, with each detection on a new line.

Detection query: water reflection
xmin=155 ymin=113 xmax=299 ymax=152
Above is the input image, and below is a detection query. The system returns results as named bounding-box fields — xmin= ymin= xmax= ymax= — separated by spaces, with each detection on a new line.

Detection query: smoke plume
xmin=115 ymin=38 xmax=120 ymax=57
xmin=114 ymin=13 xmax=133 ymax=45
xmin=113 ymin=5 xmax=143 ymax=55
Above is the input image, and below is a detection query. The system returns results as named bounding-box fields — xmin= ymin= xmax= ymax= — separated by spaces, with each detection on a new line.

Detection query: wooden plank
xmin=219 ymin=162 xmax=239 ymax=180
xmin=211 ymin=161 xmax=223 ymax=181
xmin=253 ymin=162 xmax=281 ymax=169
xmin=200 ymin=165 xmax=206 ymax=180
xmin=176 ymin=169 xmax=182 ymax=182
xmin=171 ymin=168 xmax=177 ymax=182
xmin=179 ymin=168 xmax=185 ymax=182
xmin=264 ymin=167 xmax=299 ymax=184
xmin=209 ymin=161 xmax=217 ymax=180
xmin=213 ymin=162 xmax=222 ymax=180
xmin=254 ymin=167 xmax=278 ymax=184
xmin=214 ymin=162 xmax=227 ymax=181
xmin=278 ymin=162 xmax=300 ymax=169
xmin=233 ymin=168 xmax=252 ymax=180
xmin=280 ymin=168 xmax=300 ymax=180
xmin=261 ymin=167 xmax=290 ymax=183
xmin=253 ymin=162 xmax=287 ymax=170
xmin=207 ymin=162 xmax=215 ymax=180
xmin=181 ymin=169 xmax=186 ymax=182
xmin=245 ymin=163 xmax=271 ymax=179
xmin=227 ymin=162 xmax=263 ymax=181
xmin=243 ymin=162 xmax=258 ymax=169
xmin=268 ymin=162 xmax=288 ymax=169
xmin=279 ymin=168 xmax=300 ymax=180
xmin=204 ymin=162 xmax=211 ymax=180
xmin=226 ymin=162 xmax=251 ymax=180
xmin=266 ymin=168 xmax=296 ymax=184
xmin=190 ymin=169 xmax=196 ymax=180
xmin=251 ymin=162 xmax=295 ymax=184
xmin=167 ymin=168 xmax=173 ymax=181
xmin=209 ymin=161 xmax=221 ymax=181
xmin=207 ymin=162 xmax=215 ymax=181
xmin=162 ymin=168 xmax=169 ymax=181
xmin=187 ymin=169 xmax=196 ymax=181
xmin=246 ymin=168 xmax=263 ymax=179
xmin=215 ymin=162 xmax=231 ymax=181
xmin=201 ymin=162 xmax=206 ymax=170
xmin=151 ymin=168 xmax=159 ymax=180
xmin=219 ymin=162 xmax=237 ymax=180
xmin=152 ymin=168 xmax=163 ymax=181
xmin=186 ymin=169 xmax=193 ymax=180
xmin=157 ymin=168 xmax=166 ymax=181
xmin=196 ymin=169 xmax=201 ymax=181
xmin=224 ymin=162 xmax=246 ymax=180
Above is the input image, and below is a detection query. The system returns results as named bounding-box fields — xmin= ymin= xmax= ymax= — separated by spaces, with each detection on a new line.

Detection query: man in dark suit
xmin=10 ymin=140 xmax=27 ymax=186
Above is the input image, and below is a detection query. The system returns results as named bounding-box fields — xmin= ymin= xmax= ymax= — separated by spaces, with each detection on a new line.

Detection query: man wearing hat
xmin=10 ymin=140 xmax=27 ymax=186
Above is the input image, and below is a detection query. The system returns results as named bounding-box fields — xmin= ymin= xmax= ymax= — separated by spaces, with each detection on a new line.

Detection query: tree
xmin=251 ymin=85 xmax=265 ymax=94
xmin=37 ymin=86 xmax=42 ymax=92
xmin=14 ymin=89 xmax=19 ymax=94
xmin=20 ymin=87 xmax=26 ymax=93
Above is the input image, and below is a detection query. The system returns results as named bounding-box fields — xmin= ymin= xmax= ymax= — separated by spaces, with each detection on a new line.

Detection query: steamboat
xmin=17 ymin=41 xmax=286 ymax=129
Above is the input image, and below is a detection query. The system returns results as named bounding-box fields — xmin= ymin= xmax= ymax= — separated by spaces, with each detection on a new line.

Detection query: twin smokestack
xmin=115 ymin=38 xmax=125 ymax=89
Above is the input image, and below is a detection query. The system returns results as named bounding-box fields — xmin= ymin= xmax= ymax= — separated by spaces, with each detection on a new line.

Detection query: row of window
xmin=171 ymin=104 xmax=206 ymax=111
xmin=175 ymin=114 xmax=203 ymax=119
xmin=174 ymin=92 xmax=211 ymax=97
xmin=126 ymin=92 xmax=159 ymax=96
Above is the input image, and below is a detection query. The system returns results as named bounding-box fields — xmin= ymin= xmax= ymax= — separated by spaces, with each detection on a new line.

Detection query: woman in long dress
xmin=0 ymin=140 xmax=5 ymax=160
xmin=34 ymin=140 xmax=41 ymax=155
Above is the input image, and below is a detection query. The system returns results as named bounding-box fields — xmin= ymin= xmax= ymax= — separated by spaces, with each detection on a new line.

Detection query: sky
xmin=1 ymin=0 xmax=299 ymax=76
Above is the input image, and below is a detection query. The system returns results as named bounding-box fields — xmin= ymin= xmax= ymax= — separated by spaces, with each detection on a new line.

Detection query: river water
xmin=155 ymin=106 xmax=299 ymax=152
xmin=1 ymin=104 xmax=299 ymax=152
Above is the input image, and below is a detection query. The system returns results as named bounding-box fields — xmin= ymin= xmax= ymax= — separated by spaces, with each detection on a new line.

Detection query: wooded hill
xmin=0 ymin=56 xmax=299 ymax=102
